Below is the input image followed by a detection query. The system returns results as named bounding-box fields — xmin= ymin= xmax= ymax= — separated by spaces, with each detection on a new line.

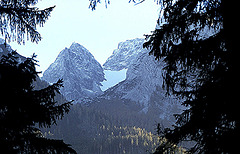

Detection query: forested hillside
xmin=42 ymin=103 xmax=185 ymax=154
xmin=38 ymin=38 xmax=186 ymax=153
xmin=34 ymin=72 xmax=157 ymax=153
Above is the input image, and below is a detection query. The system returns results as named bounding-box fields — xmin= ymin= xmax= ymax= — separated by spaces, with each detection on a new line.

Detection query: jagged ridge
xmin=42 ymin=42 xmax=105 ymax=101
xmin=101 ymin=38 xmax=184 ymax=123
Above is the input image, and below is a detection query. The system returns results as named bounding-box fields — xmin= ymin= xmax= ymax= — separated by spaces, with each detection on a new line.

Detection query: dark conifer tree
xmin=0 ymin=0 xmax=76 ymax=153
xmin=0 ymin=51 xmax=76 ymax=153
xmin=89 ymin=0 xmax=235 ymax=152
xmin=89 ymin=0 xmax=236 ymax=153
xmin=0 ymin=0 xmax=55 ymax=44
xmin=142 ymin=0 xmax=235 ymax=153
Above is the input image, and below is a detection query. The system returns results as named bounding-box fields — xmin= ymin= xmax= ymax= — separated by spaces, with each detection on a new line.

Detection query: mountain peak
xmin=69 ymin=42 xmax=85 ymax=51
xmin=42 ymin=42 xmax=104 ymax=101
xmin=103 ymin=38 xmax=146 ymax=71
xmin=100 ymin=38 xmax=184 ymax=121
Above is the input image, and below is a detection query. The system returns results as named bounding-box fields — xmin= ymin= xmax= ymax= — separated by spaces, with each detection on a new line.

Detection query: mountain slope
xmin=0 ymin=39 xmax=26 ymax=62
xmin=42 ymin=43 xmax=105 ymax=101
xmin=101 ymin=38 xmax=184 ymax=125
xmin=103 ymin=38 xmax=145 ymax=71
xmin=39 ymin=38 xmax=186 ymax=153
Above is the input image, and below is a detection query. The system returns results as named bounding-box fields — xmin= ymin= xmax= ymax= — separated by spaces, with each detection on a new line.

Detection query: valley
xmin=40 ymin=38 xmax=185 ymax=153
xmin=0 ymin=38 xmax=185 ymax=153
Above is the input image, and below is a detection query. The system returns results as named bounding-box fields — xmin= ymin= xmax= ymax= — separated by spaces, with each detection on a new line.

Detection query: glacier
xmin=101 ymin=38 xmax=184 ymax=122
xmin=41 ymin=37 xmax=184 ymax=125
xmin=100 ymin=69 xmax=127 ymax=91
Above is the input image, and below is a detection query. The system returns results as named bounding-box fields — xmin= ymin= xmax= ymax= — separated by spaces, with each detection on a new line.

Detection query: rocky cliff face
xmin=103 ymin=38 xmax=145 ymax=71
xmin=101 ymin=38 xmax=184 ymax=123
xmin=42 ymin=42 xmax=105 ymax=101
xmin=42 ymin=38 xmax=184 ymax=125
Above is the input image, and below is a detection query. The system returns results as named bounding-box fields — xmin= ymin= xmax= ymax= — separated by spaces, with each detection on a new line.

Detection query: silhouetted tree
xmin=89 ymin=0 xmax=235 ymax=152
xmin=0 ymin=0 xmax=55 ymax=44
xmin=0 ymin=0 xmax=76 ymax=153
xmin=0 ymin=51 xmax=76 ymax=153
xmin=142 ymin=0 xmax=235 ymax=153
xmin=88 ymin=0 xmax=235 ymax=153
xmin=88 ymin=0 xmax=110 ymax=10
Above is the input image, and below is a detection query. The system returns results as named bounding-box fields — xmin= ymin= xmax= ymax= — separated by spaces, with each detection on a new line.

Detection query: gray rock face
xmin=103 ymin=38 xmax=145 ymax=71
xmin=42 ymin=42 xmax=105 ymax=101
xmin=42 ymin=38 xmax=184 ymax=125
xmin=102 ymin=38 xmax=184 ymax=123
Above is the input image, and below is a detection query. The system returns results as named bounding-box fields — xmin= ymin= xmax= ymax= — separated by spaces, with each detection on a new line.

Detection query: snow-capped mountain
xmin=41 ymin=38 xmax=184 ymax=125
xmin=103 ymin=38 xmax=145 ymax=71
xmin=42 ymin=42 xmax=105 ymax=101
xmin=101 ymin=38 xmax=184 ymax=122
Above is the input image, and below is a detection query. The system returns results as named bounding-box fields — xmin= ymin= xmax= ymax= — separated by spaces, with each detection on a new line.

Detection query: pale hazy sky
xmin=9 ymin=0 xmax=160 ymax=74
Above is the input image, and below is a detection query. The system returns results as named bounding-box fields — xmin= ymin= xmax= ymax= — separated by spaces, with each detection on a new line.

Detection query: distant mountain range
xmin=41 ymin=38 xmax=185 ymax=153
xmin=42 ymin=38 xmax=184 ymax=126
xmin=1 ymin=38 xmax=185 ymax=153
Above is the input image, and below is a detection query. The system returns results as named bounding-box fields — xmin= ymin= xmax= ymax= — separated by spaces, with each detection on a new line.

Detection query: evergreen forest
xmin=0 ymin=0 xmax=236 ymax=153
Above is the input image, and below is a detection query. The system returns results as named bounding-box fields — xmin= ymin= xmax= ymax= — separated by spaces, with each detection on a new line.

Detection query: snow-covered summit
xmin=42 ymin=42 xmax=105 ymax=101
xmin=103 ymin=38 xmax=163 ymax=107
xmin=102 ymin=38 xmax=184 ymax=121
xmin=103 ymin=38 xmax=146 ymax=71
xmin=100 ymin=38 xmax=146 ymax=91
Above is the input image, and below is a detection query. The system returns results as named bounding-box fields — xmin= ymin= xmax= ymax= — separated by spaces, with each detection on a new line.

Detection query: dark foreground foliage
xmin=0 ymin=0 xmax=55 ymax=44
xmin=143 ymin=0 xmax=236 ymax=153
xmin=0 ymin=52 xmax=76 ymax=153
xmin=85 ymin=0 xmax=236 ymax=153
